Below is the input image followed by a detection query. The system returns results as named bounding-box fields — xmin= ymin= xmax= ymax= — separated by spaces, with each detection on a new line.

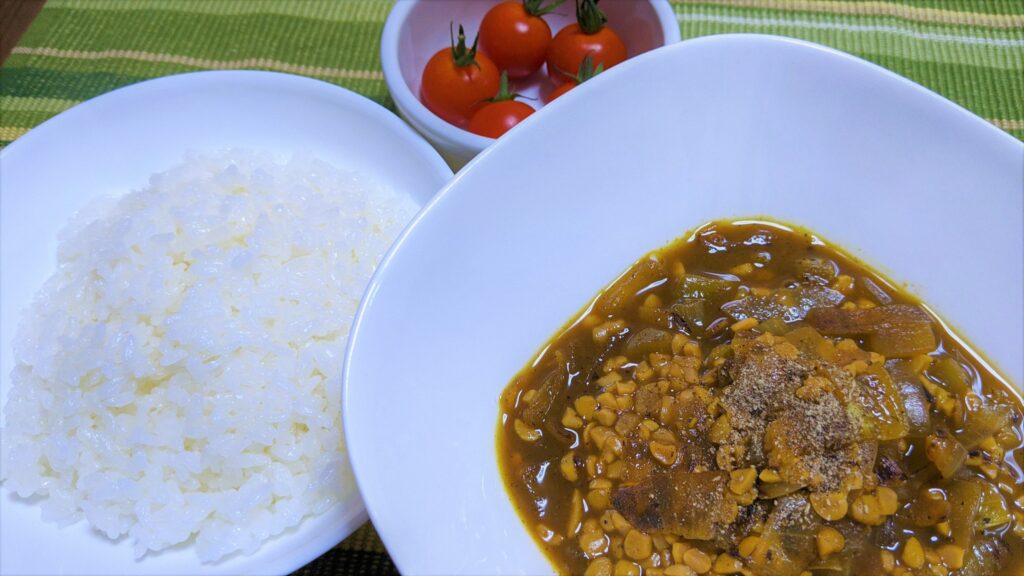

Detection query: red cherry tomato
xmin=469 ymin=100 xmax=535 ymax=138
xmin=546 ymin=0 xmax=625 ymax=86
xmin=421 ymin=25 xmax=500 ymax=127
xmin=545 ymin=53 xmax=602 ymax=103
xmin=480 ymin=1 xmax=563 ymax=80
xmin=546 ymin=82 xmax=575 ymax=103
xmin=468 ymin=71 xmax=535 ymax=138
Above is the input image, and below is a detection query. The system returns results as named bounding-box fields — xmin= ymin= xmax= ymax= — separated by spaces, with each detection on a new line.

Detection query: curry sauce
xmin=497 ymin=220 xmax=1024 ymax=576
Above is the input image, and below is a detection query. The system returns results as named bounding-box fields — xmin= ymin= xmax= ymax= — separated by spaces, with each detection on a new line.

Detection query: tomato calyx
xmin=575 ymin=0 xmax=608 ymax=35
xmin=523 ymin=0 xmax=566 ymax=17
xmin=449 ymin=23 xmax=483 ymax=68
xmin=487 ymin=71 xmax=528 ymax=103
xmin=555 ymin=53 xmax=604 ymax=84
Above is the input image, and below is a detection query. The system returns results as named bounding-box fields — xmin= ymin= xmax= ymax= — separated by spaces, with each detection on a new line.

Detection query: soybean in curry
xmin=497 ymin=220 xmax=1024 ymax=576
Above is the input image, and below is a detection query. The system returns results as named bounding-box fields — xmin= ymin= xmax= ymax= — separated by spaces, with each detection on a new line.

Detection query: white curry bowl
xmin=0 ymin=70 xmax=452 ymax=576
xmin=346 ymin=34 xmax=1023 ymax=575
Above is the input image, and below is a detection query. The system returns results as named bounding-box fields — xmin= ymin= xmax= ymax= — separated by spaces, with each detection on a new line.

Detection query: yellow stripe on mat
xmin=1 ymin=120 xmax=1019 ymax=146
xmin=0 ymin=96 xmax=79 ymax=113
xmin=10 ymin=47 xmax=384 ymax=81
xmin=672 ymin=0 xmax=1024 ymax=28
xmin=0 ymin=127 xmax=31 ymax=141
xmin=990 ymin=119 xmax=1024 ymax=131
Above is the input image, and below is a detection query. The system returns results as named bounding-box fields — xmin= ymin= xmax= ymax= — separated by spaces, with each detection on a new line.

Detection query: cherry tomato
xmin=480 ymin=0 xmax=563 ymax=80
xmin=468 ymin=71 xmax=535 ymax=138
xmin=546 ymin=0 xmax=625 ymax=86
xmin=421 ymin=24 xmax=500 ymax=127
xmin=546 ymin=83 xmax=575 ymax=103
xmin=469 ymin=100 xmax=535 ymax=138
xmin=545 ymin=53 xmax=602 ymax=103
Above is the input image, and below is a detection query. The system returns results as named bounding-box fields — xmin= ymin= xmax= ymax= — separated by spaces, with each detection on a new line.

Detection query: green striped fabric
xmin=1 ymin=0 xmax=1022 ymax=148
xmin=1 ymin=0 xmax=1021 ymax=573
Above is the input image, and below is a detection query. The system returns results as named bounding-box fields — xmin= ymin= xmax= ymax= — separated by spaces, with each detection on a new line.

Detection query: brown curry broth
xmin=497 ymin=220 xmax=1024 ymax=575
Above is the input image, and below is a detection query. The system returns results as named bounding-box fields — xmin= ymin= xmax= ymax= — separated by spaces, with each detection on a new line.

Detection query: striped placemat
xmin=1 ymin=1 xmax=1021 ymax=574
xmin=1 ymin=0 xmax=1021 ymax=148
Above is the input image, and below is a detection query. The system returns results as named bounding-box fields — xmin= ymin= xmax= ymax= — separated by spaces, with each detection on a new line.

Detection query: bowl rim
xmin=347 ymin=32 xmax=1022 ymax=575
xmin=0 ymin=69 xmax=453 ymax=186
xmin=0 ymin=69 xmax=451 ymax=576
xmin=379 ymin=0 xmax=682 ymax=152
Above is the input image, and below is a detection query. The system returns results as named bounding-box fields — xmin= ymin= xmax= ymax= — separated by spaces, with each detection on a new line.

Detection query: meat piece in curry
xmin=497 ymin=220 xmax=1024 ymax=576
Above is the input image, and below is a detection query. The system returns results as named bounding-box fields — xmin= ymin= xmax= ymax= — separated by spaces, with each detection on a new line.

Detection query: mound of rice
xmin=0 ymin=151 xmax=417 ymax=561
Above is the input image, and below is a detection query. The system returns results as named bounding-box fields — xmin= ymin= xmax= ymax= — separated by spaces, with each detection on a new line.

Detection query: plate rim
xmin=0 ymin=69 xmax=451 ymax=575
xmin=342 ymin=32 xmax=1023 ymax=575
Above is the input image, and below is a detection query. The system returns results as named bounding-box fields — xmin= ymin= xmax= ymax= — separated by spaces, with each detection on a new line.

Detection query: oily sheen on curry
xmin=498 ymin=220 xmax=1023 ymax=576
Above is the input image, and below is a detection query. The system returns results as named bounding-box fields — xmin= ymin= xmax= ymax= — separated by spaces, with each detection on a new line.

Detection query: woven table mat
xmin=1 ymin=1 xmax=1022 ymax=574
xmin=1 ymin=0 xmax=1022 ymax=148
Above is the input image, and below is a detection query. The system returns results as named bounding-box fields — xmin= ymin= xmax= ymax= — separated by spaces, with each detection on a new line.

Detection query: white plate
xmin=344 ymin=34 xmax=1024 ymax=575
xmin=0 ymin=71 xmax=451 ymax=575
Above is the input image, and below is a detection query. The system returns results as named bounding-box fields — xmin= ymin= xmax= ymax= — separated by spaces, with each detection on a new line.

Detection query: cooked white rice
xmin=0 ymin=151 xmax=417 ymax=562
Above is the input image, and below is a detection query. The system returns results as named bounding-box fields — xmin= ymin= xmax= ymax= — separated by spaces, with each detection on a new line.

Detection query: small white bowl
xmin=346 ymin=34 xmax=1023 ymax=575
xmin=381 ymin=0 xmax=680 ymax=168
xmin=0 ymin=70 xmax=451 ymax=576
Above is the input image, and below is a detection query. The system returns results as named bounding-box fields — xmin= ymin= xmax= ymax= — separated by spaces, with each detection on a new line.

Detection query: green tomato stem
xmin=524 ymin=0 xmax=567 ymax=17
xmin=450 ymin=23 xmax=481 ymax=69
xmin=576 ymin=0 xmax=608 ymax=35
